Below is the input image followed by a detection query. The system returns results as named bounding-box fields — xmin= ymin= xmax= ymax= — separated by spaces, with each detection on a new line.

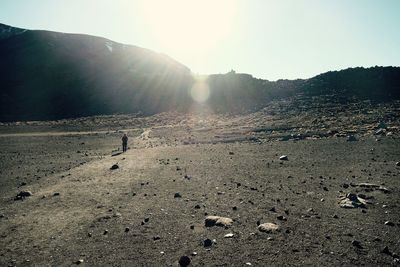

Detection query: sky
xmin=0 ymin=0 xmax=399 ymax=80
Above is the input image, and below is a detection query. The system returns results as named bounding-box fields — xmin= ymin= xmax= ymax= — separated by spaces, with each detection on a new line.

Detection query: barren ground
xmin=1 ymin=97 xmax=400 ymax=266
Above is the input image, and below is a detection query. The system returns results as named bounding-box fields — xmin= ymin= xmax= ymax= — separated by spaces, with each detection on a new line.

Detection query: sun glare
xmin=137 ymin=0 xmax=237 ymax=56
xmin=191 ymin=76 xmax=210 ymax=103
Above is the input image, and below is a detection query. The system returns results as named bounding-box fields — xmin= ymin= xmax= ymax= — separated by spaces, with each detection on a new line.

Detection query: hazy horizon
xmin=1 ymin=0 xmax=399 ymax=80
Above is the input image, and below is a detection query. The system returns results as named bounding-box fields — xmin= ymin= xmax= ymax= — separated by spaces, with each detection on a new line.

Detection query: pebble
xmin=110 ymin=164 xmax=119 ymax=170
xmin=224 ymin=233 xmax=234 ymax=238
xmin=203 ymin=238 xmax=212 ymax=247
xmin=75 ymin=259 xmax=84 ymax=264
xmin=125 ymin=227 xmax=130 ymax=232
xmin=396 ymin=162 xmax=400 ymax=166
xmin=174 ymin=193 xmax=182 ymax=198
xmin=113 ymin=212 xmax=122 ymax=218
xmin=351 ymin=240 xmax=362 ymax=249
xmin=53 ymin=192 xmax=60 ymax=196
xmin=347 ymin=135 xmax=357 ymax=141
xmin=103 ymin=230 xmax=108 ymax=235
xmin=381 ymin=246 xmax=391 ymax=255
xmin=277 ymin=215 xmax=287 ymax=221
xmin=279 ymin=155 xmax=288 ymax=161
xmin=384 ymin=221 xmax=395 ymax=226
xmin=179 ymin=256 xmax=191 ymax=267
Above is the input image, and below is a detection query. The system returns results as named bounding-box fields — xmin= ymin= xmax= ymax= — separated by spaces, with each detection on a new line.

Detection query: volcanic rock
xmin=14 ymin=190 xmax=33 ymax=200
xmin=205 ymin=216 xmax=233 ymax=227
xmin=179 ymin=255 xmax=191 ymax=267
xmin=279 ymin=155 xmax=288 ymax=161
xmin=338 ymin=193 xmax=368 ymax=208
xmin=258 ymin=223 xmax=280 ymax=233
xmin=110 ymin=164 xmax=119 ymax=170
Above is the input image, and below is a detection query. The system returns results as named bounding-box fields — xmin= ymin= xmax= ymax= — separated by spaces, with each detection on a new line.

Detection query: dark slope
xmin=206 ymin=67 xmax=400 ymax=113
xmin=0 ymin=23 xmax=399 ymax=121
xmin=0 ymin=23 xmax=192 ymax=121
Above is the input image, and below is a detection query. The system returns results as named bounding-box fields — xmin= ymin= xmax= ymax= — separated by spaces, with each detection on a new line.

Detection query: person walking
xmin=122 ymin=133 xmax=128 ymax=152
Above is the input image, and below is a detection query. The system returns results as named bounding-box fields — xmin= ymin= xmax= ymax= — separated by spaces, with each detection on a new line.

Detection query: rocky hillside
xmin=0 ymin=23 xmax=399 ymax=121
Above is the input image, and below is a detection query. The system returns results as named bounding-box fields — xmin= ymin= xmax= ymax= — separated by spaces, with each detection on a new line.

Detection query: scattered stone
xmin=381 ymin=246 xmax=391 ymax=255
xmin=279 ymin=155 xmax=288 ymax=161
xmin=103 ymin=230 xmax=108 ymax=235
xmin=178 ymin=255 xmax=191 ymax=267
xmin=87 ymin=233 xmax=92 ymax=237
xmin=113 ymin=212 xmax=122 ymax=218
xmin=384 ymin=221 xmax=395 ymax=226
xmin=174 ymin=193 xmax=182 ymax=198
xmin=153 ymin=235 xmax=161 ymax=241
xmin=203 ymin=238 xmax=212 ymax=247
xmin=205 ymin=216 xmax=233 ymax=227
xmin=229 ymin=152 xmax=234 ymax=155
xmin=184 ymin=175 xmax=191 ymax=180
xmin=14 ymin=190 xmax=32 ymax=200
xmin=125 ymin=227 xmax=130 ymax=232
xmin=191 ymin=252 xmax=197 ymax=256
xmin=342 ymin=183 xmax=349 ymax=188
xmin=194 ymin=204 xmax=201 ymax=209
xmin=347 ymin=135 xmax=357 ymax=142
xmin=356 ymin=183 xmax=390 ymax=193
xmin=352 ymin=240 xmax=363 ymax=249
xmin=277 ymin=215 xmax=287 ymax=221
xmin=269 ymin=207 xmax=276 ymax=212
xmin=110 ymin=164 xmax=119 ymax=170
xmin=338 ymin=193 xmax=368 ymax=208
xmin=75 ymin=259 xmax=84 ymax=265
xmin=144 ymin=217 xmax=150 ymax=223
xmin=224 ymin=233 xmax=234 ymax=238
xmin=396 ymin=162 xmax=400 ymax=167
xmin=53 ymin=192 xmax=60 ymax=196
xmin=258 ymin=223 xmax=280 ymax=233
xmin=232 ymin=206 xmax=237 ymax=211
xmin=20 ymin=182 xmax=27 ymax=186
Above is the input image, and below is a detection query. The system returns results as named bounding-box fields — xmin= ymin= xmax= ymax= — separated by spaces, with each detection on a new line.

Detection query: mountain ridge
xmin=0 ymin=23 xmax=399 ymax=122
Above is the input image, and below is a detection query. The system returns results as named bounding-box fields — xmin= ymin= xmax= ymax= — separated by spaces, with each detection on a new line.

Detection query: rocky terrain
xmin=0 ymin=95 xmax=399 ymax=266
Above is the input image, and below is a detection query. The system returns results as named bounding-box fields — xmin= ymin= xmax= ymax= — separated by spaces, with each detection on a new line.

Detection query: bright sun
xmin=137 ymin=0 xmax=237 ymax=56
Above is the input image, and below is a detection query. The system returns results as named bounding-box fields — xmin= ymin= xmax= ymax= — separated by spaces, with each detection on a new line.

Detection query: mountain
xmin=0 ymin=23 xmax=399 ymax=121
xmin=0 ymin=23 xmax=192 ymax=121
